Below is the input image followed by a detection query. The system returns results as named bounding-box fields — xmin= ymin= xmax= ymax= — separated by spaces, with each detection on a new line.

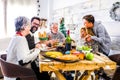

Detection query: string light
xmin=37 ymin=0 xmax=40 ymax=16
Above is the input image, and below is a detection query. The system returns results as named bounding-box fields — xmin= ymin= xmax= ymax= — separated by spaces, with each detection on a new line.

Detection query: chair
xmin=0 ymin=54 xmax=7 ymax=61
xmin=0 ymin=58 xmax=37 ymax=80
xmin=0 ymin=53 xmax=7 ymax=79
xmin=112 ymin=66 xmax=120 ymax=80
xmin=109 ymin=54 xmax=120 ymax=80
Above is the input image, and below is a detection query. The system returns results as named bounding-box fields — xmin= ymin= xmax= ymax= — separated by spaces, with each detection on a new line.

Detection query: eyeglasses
xmin=33 ymin=22 xmax=40 ymax=27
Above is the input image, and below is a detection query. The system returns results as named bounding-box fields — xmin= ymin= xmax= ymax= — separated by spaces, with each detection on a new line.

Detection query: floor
xmin=0 ymin=69 xmax=115 ymax=80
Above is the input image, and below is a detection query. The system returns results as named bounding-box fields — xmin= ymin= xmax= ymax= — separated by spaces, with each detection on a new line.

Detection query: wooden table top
xmin=39 ymin=52 xmax=116 ymax=72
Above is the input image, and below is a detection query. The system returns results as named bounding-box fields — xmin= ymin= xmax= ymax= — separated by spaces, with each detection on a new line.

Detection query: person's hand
xmin=48 ymin=34 xmax=51 ymax=40
xmin=49 ymin=39 xmax=57 ymax=44
xmin=85 ymin=34 xmax=92 ymax=42
xmin=53 ymin=39 xmax=59 ymax=43
xmin=35 ymin=43 xmax=41 ymax=48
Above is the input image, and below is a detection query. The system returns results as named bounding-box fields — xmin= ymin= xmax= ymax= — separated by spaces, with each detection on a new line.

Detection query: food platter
xmin=41 ymin=52 xmax=79 ymax=63
xmin=40 ymin=47 xmax=56 ymax=51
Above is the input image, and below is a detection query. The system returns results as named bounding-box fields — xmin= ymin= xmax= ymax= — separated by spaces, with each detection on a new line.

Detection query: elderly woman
xmin=4 ymin=16 xmax=41 ymax=80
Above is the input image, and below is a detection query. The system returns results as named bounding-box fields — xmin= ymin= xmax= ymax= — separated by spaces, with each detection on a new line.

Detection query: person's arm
xmin=16 ymin=37 xmax=40 ymax=66
xmin=26 ymin=34 xmax=35 ymax=50
xmin=91 ymin=24 xmax=105 ymax=44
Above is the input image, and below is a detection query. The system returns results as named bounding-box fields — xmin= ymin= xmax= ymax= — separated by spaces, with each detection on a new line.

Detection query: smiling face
xmin=21 ymin=23 xmax=31 ymax=36
xmin=83 ymin=19 xmax=93 ymax=28
xmin=51 ymin=23 xmax=58 ymax=34
xmin=31 ymin=19 xmax=40 ymax=33
xmin=31 ymin=19 xmax=40 ymax=28
xmin=24 ymin=24 xmax=31 ymax=34
xmin=80 ymin=27 xmax=87 ymax=38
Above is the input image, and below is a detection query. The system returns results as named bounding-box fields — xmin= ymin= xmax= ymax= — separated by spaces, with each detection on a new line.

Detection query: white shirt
xmin=5 ymin=35 xmax=40 ymax=80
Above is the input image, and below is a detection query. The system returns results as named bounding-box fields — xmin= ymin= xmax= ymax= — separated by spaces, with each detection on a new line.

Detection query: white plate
xmin=42 ymin=59 xmax=51 ymax=62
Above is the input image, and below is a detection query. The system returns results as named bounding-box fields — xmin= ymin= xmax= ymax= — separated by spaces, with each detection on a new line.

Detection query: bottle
xmin=65 ymin=30 xmax=72 ymax=51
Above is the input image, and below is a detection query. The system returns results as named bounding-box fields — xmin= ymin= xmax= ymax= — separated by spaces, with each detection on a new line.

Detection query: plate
xmin=41 ymin=52 xmax=79 ymax=63
xmin=42 ymin=59 xmax=51 ymax=62
xmin=40 ymin=47 xmax=56 ymax=51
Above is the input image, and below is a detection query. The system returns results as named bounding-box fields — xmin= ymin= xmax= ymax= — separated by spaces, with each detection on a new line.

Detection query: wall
xmin=39 ymin=0 xmax=53 ymax=26
xmin=52 ymin=0 xmax=120 ymax=33
xmin=4 ymin=0 xmax=37 ymax=38
xmin=53 ymin=0 xmax=88 ymax=10
xmin=51 ymin=0 xmax=120 ymax=55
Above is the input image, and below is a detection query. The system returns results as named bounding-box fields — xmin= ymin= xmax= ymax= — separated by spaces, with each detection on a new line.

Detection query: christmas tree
xmin=59 ymin=17 xmax=67 ymax=37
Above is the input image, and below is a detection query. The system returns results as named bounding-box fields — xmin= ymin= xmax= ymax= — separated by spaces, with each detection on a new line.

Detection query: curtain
xmin=6 ymin=0 xmax=37 ymax=37
xmin=0 ymin=0 xmax=5 ymax=39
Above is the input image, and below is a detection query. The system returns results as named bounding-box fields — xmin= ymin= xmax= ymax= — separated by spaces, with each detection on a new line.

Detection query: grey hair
xmin=15 ymin=16 xmax=30 ymax=31
xmin=50 ymin=22 xmax=58 ymax=28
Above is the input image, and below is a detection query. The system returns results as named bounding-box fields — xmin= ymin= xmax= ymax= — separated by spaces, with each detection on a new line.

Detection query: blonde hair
xmin=80 ymin=27 xmax=95 ymax=36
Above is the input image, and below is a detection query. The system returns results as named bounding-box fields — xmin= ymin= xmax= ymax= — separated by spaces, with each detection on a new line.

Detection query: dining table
xmin=39 ymin=50 xmax=116 ymax=80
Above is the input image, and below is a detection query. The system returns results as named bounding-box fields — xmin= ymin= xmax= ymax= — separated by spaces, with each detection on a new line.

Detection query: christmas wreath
xmin=110 ymin=2 xmax=120 ymax=21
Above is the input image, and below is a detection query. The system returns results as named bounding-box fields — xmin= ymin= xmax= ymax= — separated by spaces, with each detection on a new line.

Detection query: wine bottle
xmin=65 ymin=30 xmax=72 ymax=51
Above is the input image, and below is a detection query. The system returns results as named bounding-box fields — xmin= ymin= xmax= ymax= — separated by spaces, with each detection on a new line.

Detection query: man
xmin=82 ymin=14 xmax=111 ymax=56
xmin=47 ymin=22 xmax=65 ymax=45
xmin=26 ymin=16 xmax=50 ymax=80
xmin=82 ymin=14 xmax=111 ymax=80
xmin=26 ymin=17 xmax=40 ymax=50
xmin=47 ymin=23 xmax=74 ymax=80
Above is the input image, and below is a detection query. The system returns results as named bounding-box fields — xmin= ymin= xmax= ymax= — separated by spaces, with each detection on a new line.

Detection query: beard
xmin=30 ymin=26 xmax=38 ymax=33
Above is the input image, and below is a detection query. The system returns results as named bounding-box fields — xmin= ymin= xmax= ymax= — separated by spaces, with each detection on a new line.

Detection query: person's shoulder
xmin=15 ymin=36 xmax=26 ymax=42
xmin=33 ymin=30 xmax=39 ymax=37
xmin=94 ymin=21 xmax=102 ymax=25
xmin=47 ymin=31 xmax=52 ymax=34
xmin=94 ymin=21 xmax=104 ymax=28
xmin=58 ymin=31 xmax=63 ymax=34
xmin=59 ymin=31 xmax=65 ymax=36
xmin=9 ymin=36 xmax=25 ymax=45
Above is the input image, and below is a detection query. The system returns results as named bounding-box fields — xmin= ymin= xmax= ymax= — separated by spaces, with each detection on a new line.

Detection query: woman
xmin=80 ymin=27 xmax=98 ymax=53
xmin=5 ymin=16 xmax=40 ymax=80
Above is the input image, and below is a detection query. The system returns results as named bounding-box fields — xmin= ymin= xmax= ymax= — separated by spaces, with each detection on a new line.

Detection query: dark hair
xmin=31 ymin=16 xmax=40 ymax=23
xmin=15 ymin=16 xmax=30 ymax=31
xmin=82 ymin=15 xmax=95 ymax=24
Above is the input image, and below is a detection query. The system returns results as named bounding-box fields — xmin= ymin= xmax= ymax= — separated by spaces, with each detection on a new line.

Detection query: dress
xmin=4 ymin=35 xmax=40 ymax=80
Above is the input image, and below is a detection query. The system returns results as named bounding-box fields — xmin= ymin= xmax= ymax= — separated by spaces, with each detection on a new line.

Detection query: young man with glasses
xmin=26 ymin=16 xmax=50 ymax=80
xmin=26 ymin=17 xmax=41 ymax=50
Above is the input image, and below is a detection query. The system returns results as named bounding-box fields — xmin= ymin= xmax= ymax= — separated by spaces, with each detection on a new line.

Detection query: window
xmin=0 ymin=0 xmax=37 ymax=38
xmin=0 ymin=0 xmax=5 ymax=39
